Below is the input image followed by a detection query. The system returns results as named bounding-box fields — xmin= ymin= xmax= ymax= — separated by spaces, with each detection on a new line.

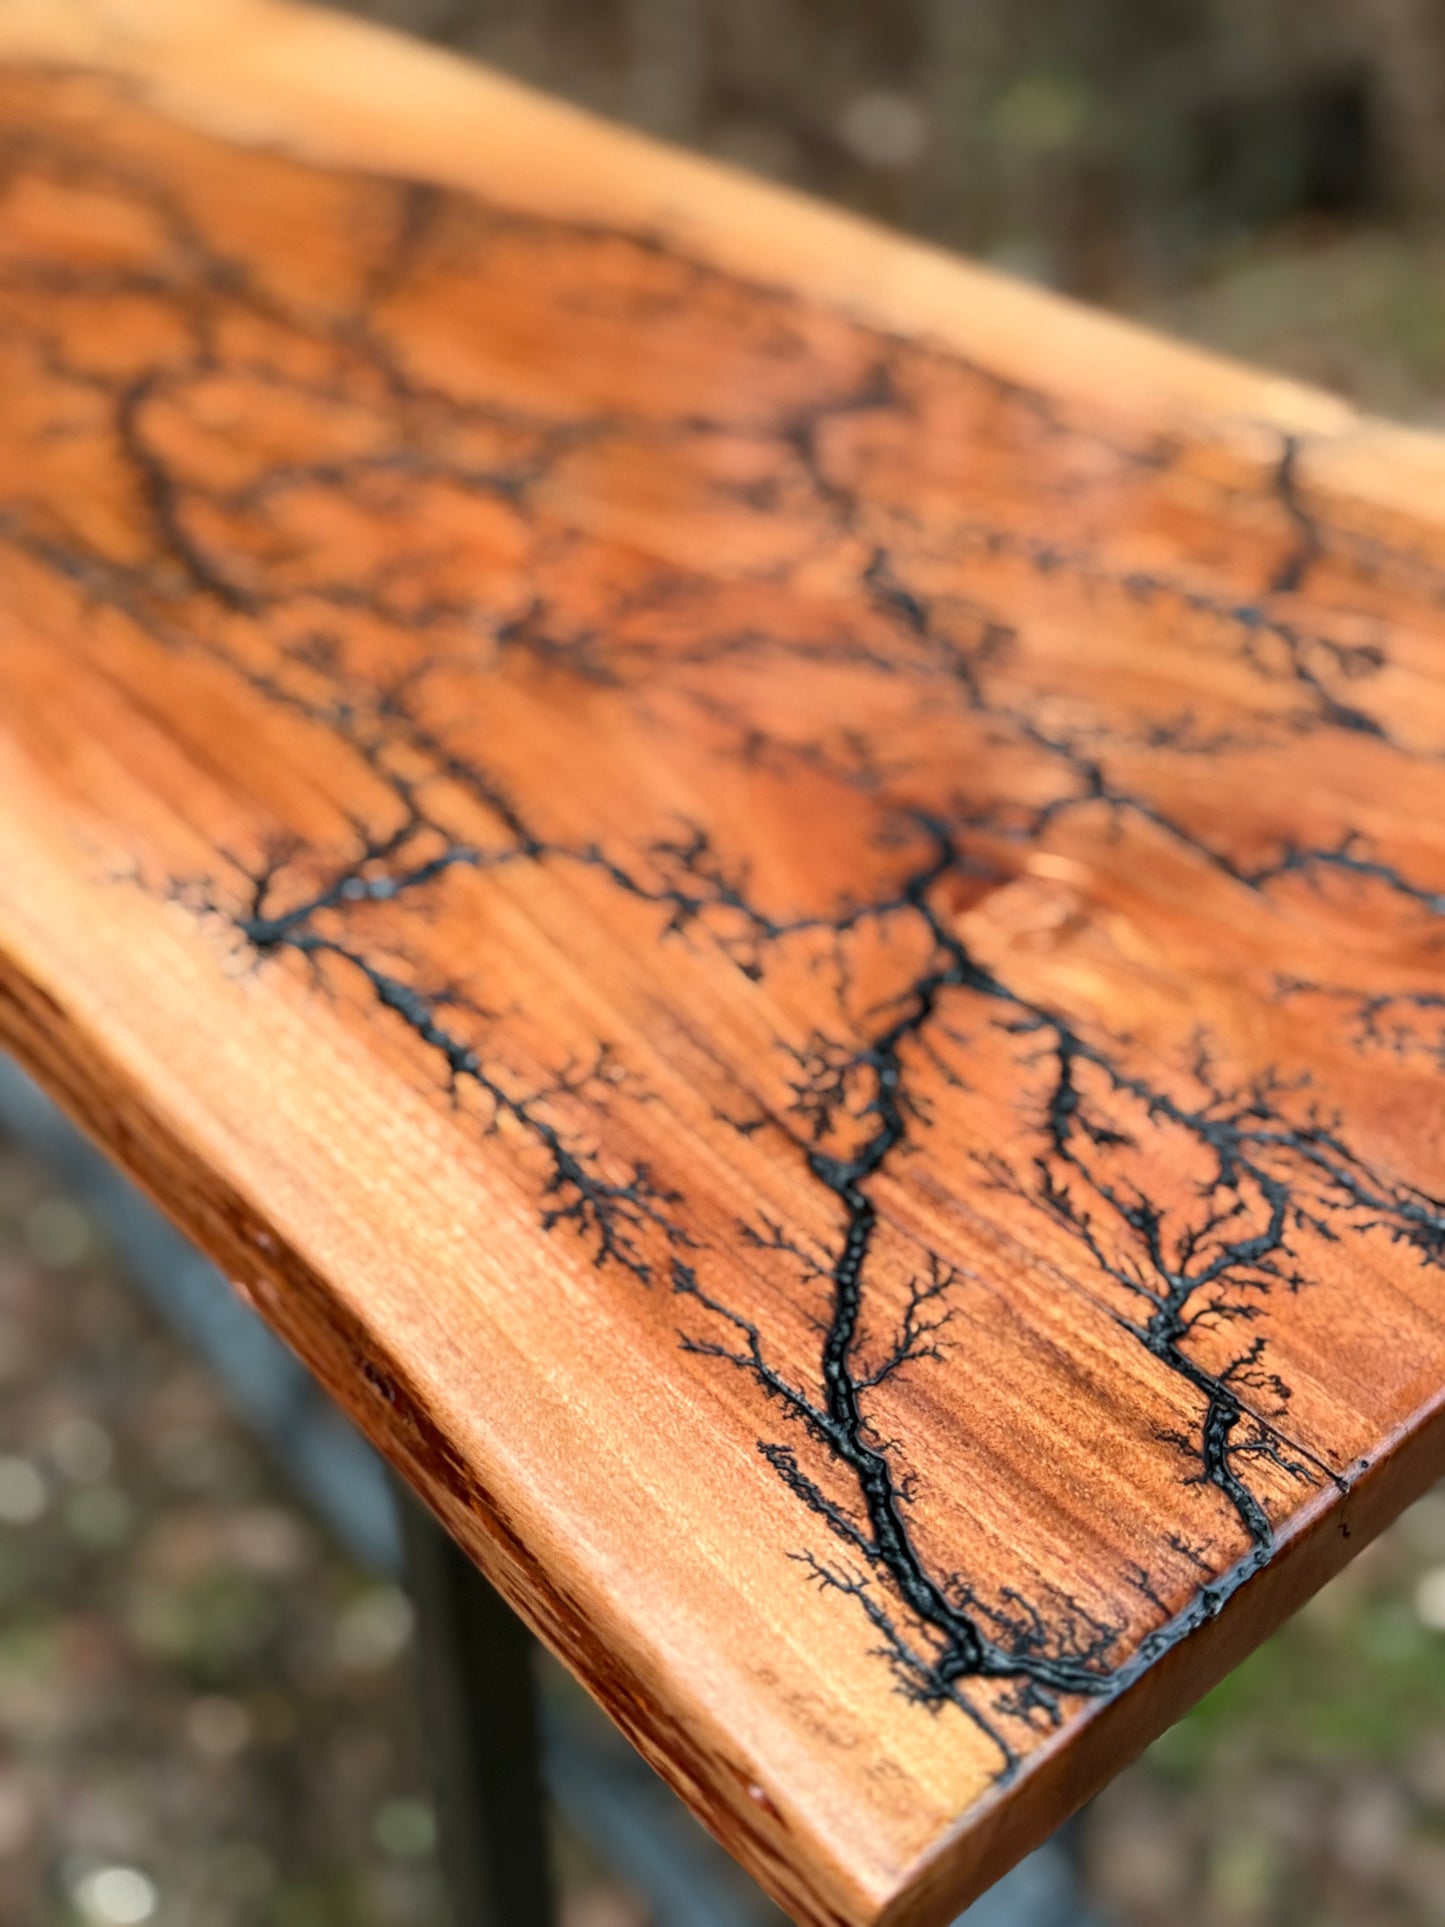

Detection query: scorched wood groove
xmin=0 ymin=4 xmax=1443 ymax=1922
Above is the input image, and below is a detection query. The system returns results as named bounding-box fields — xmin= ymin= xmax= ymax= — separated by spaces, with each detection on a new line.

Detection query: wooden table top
xmin=1 ymin=3 xmax=1444 ymax=1921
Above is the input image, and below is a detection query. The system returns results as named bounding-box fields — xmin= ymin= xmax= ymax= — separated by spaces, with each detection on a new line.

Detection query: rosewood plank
xmin=0 ymin=3 xmax=1444 ymax=1922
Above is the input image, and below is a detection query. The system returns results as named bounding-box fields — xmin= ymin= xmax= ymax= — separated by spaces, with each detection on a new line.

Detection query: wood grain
xmin=0 ymin=4 xmax=1444 ymax=1921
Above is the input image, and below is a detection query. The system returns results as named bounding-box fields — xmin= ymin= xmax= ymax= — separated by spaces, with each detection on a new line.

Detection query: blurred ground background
xmin=5 ymin=1 xmax=1445 ymax=1922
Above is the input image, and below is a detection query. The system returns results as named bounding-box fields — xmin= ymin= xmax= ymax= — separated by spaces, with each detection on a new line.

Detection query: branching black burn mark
xmin=670 ymin=830 xmax=1126 ymax=1763
xmin=1269 ymin=435 xmax=1322 ymax=597
xmin=672 ymin=818 xmax=1445 ymax=1768
xmin=5 ymin=97 xmax=1445 ymax=1785
xmin=1277 ymin=976 xmax=1445 ymax=1071
xmin=1247 ymin=836 xmax=1445 ymax=915
xmin=188 ymin=815 xmax=692 ymax=1284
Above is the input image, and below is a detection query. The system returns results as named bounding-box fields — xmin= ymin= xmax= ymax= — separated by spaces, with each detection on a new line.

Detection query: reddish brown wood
xmin=0 ymin=5 xmax=1444 ymax=1923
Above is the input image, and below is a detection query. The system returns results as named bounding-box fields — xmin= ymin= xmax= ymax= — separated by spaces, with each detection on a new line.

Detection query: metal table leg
xmin=394 ymin=1482 xmax=556 ymax=1927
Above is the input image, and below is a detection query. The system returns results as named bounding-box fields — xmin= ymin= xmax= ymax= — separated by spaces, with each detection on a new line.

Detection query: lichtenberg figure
xmin=4 ymin=109 xmax=1445 ymax=1773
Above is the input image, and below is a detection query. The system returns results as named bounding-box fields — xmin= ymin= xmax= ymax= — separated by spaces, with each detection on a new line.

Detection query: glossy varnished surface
xmin=1 ymin=5 xmax=1445 ymax=1923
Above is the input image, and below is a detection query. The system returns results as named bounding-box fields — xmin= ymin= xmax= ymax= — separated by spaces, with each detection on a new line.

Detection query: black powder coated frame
xmin=394 ymin=1480 xmax=557 ymax=1926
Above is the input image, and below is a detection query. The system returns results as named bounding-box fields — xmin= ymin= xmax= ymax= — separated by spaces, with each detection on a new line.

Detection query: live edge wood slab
xmin=1 ymin=3 xmax=1444 ymax=1921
